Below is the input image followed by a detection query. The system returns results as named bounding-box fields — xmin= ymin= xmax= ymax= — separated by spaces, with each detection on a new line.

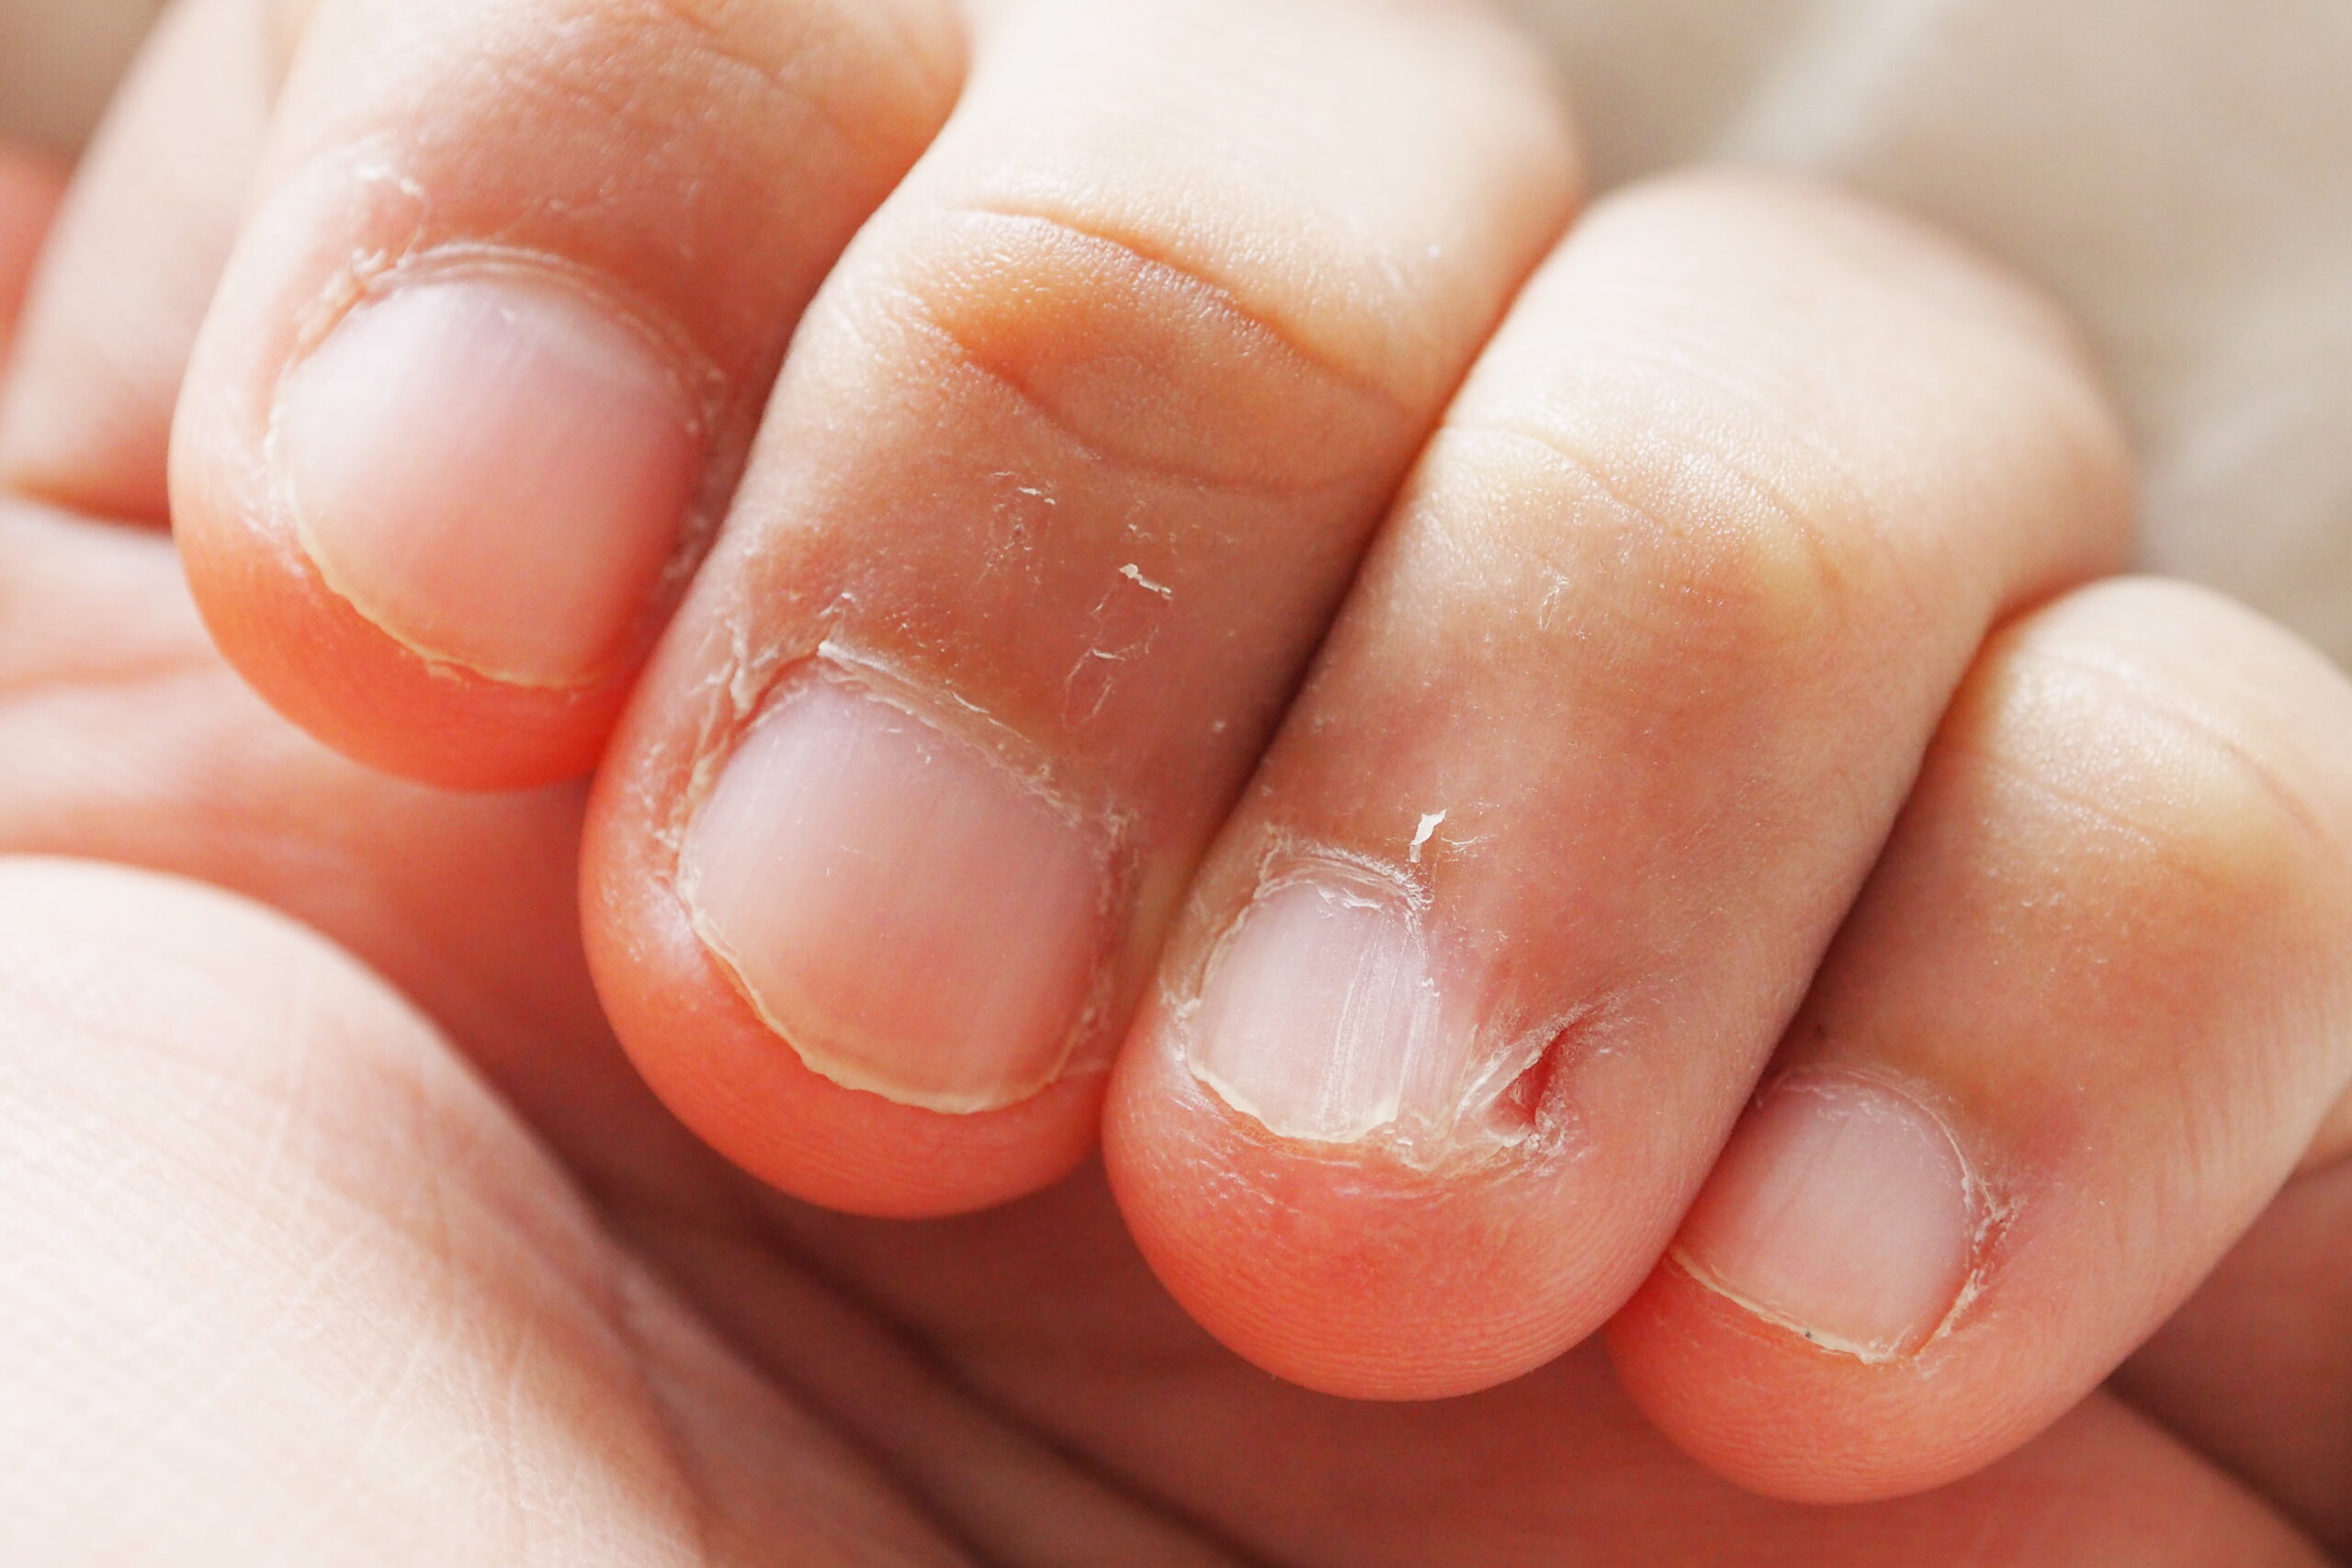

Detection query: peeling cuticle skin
xmin=1182 ymin=848 xmax=1561 ymax=1167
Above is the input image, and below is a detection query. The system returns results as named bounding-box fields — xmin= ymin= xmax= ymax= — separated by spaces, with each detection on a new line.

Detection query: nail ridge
xmin=1184 ymin=847 xmax=1560 ymax=1167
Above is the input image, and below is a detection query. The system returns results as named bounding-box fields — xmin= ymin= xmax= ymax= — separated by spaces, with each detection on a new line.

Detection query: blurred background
xmin=2 ymin=0 xmax=164 ymax=152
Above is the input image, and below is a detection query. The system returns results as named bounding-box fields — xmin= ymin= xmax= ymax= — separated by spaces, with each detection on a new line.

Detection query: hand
xmin=2 ymin=2 xmax=2349 ymax=1558
xmin=6 ymin=512 xmax=2343 ymax=1564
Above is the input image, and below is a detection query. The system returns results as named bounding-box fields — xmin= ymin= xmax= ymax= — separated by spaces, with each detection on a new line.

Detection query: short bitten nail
xmin=276 ymin=271 xmax=703 ymax=687
xmin=1188 ymin=867 xmax=1460 ymax=1145
xmin=1674 ymin=1076 xmax=1978 ymax=1361
xmin=679 ymin=675 xmax=1111 ymax=1114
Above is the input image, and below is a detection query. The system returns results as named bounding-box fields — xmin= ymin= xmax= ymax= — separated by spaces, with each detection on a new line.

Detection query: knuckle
xmin=1420 ymin=415 xmax=1856 ymax=674
xmin=880 ymin=206 xmax=1405 ymax=498
xmin=1941 ymin=616 xmax=2352 ymax=1142
xmin=619 ymin=0 xmax=952 ymax=152
xmin=1981 ymin=632 xmax=2332 ymax=933
xmin=337 ymin=0 xmax=945 ymax=201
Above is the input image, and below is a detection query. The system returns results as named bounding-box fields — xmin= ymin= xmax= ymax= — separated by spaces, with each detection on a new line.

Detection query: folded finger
xmin=1613 ymin=578 xmax=2352 ymax=1501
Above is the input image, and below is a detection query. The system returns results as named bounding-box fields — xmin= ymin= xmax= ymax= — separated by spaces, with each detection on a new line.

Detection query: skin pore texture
xmin=2 ymin=0 xmax=2352 ymax=1560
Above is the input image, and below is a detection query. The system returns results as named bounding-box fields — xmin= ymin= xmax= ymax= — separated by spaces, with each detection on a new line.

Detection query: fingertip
xmin=1104 ymin=1006 xmax=1637 ymax=1402
xmin=632 ymin=998 xmax=1108 ymax=1219
xmin=175 ymin=474 xmax=632 ymax=789
xmin=1605 ymin=1258 xmax=2031 ymax=1504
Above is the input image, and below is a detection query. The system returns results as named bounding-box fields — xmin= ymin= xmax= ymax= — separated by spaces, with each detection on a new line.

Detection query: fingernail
xmin=678 ymin=675 xmax=1111 ymax=1113
xmin=1188 ymin=867 xmax=1453 ymax=1145
xmin=276 ymin=271 xmax=703 ymax=687
xmin=1675 ymin=1077 xmax=1978 ymax=1360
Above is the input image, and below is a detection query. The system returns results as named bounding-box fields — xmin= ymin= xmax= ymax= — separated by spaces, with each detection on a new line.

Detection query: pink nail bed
xmin=276 ymin=271 xmax=701 ymax=686
xmin=679 ymin=674 xmax=1112 ymax=1113
xmin=1675 ymin=1075 xmax=1979 ymax=1360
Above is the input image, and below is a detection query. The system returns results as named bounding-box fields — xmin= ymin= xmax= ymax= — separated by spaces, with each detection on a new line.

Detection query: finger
xmin=755 ymin=1171 xmax=2325 ymax=1568
xmin=1610 ymin=579 xmax=2352 ymax=1501
xmin=1103 ymin=171 xmax=2132 ymax=1397
xmin=0 ymin=144 xmax=65 ymax=356
xmin=0 ymin=0 xmax=269 ymax=523
xmin=0 ymin=499 xmax=1248 ymax=1568
xmin=583 ymin=0 xmax=1579 ymax=1215
xmin=2119 ymin=1156 xmax=2352 ymax=1553
xmin=170 ymin=0 xmax=965 ymax=786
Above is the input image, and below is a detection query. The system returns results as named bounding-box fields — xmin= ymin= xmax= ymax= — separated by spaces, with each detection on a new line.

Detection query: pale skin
xmin=1 ymin=1 xmax=2350 ymax=1562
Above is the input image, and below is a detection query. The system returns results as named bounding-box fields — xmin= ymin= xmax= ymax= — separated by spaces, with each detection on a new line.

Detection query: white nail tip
xmin=1668 ymin=1245 xmax=1907 ymax=1365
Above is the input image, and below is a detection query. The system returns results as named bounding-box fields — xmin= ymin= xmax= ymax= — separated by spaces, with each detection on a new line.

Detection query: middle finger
xmin=1107 ymin=171 xmax=2132 ymax=1399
